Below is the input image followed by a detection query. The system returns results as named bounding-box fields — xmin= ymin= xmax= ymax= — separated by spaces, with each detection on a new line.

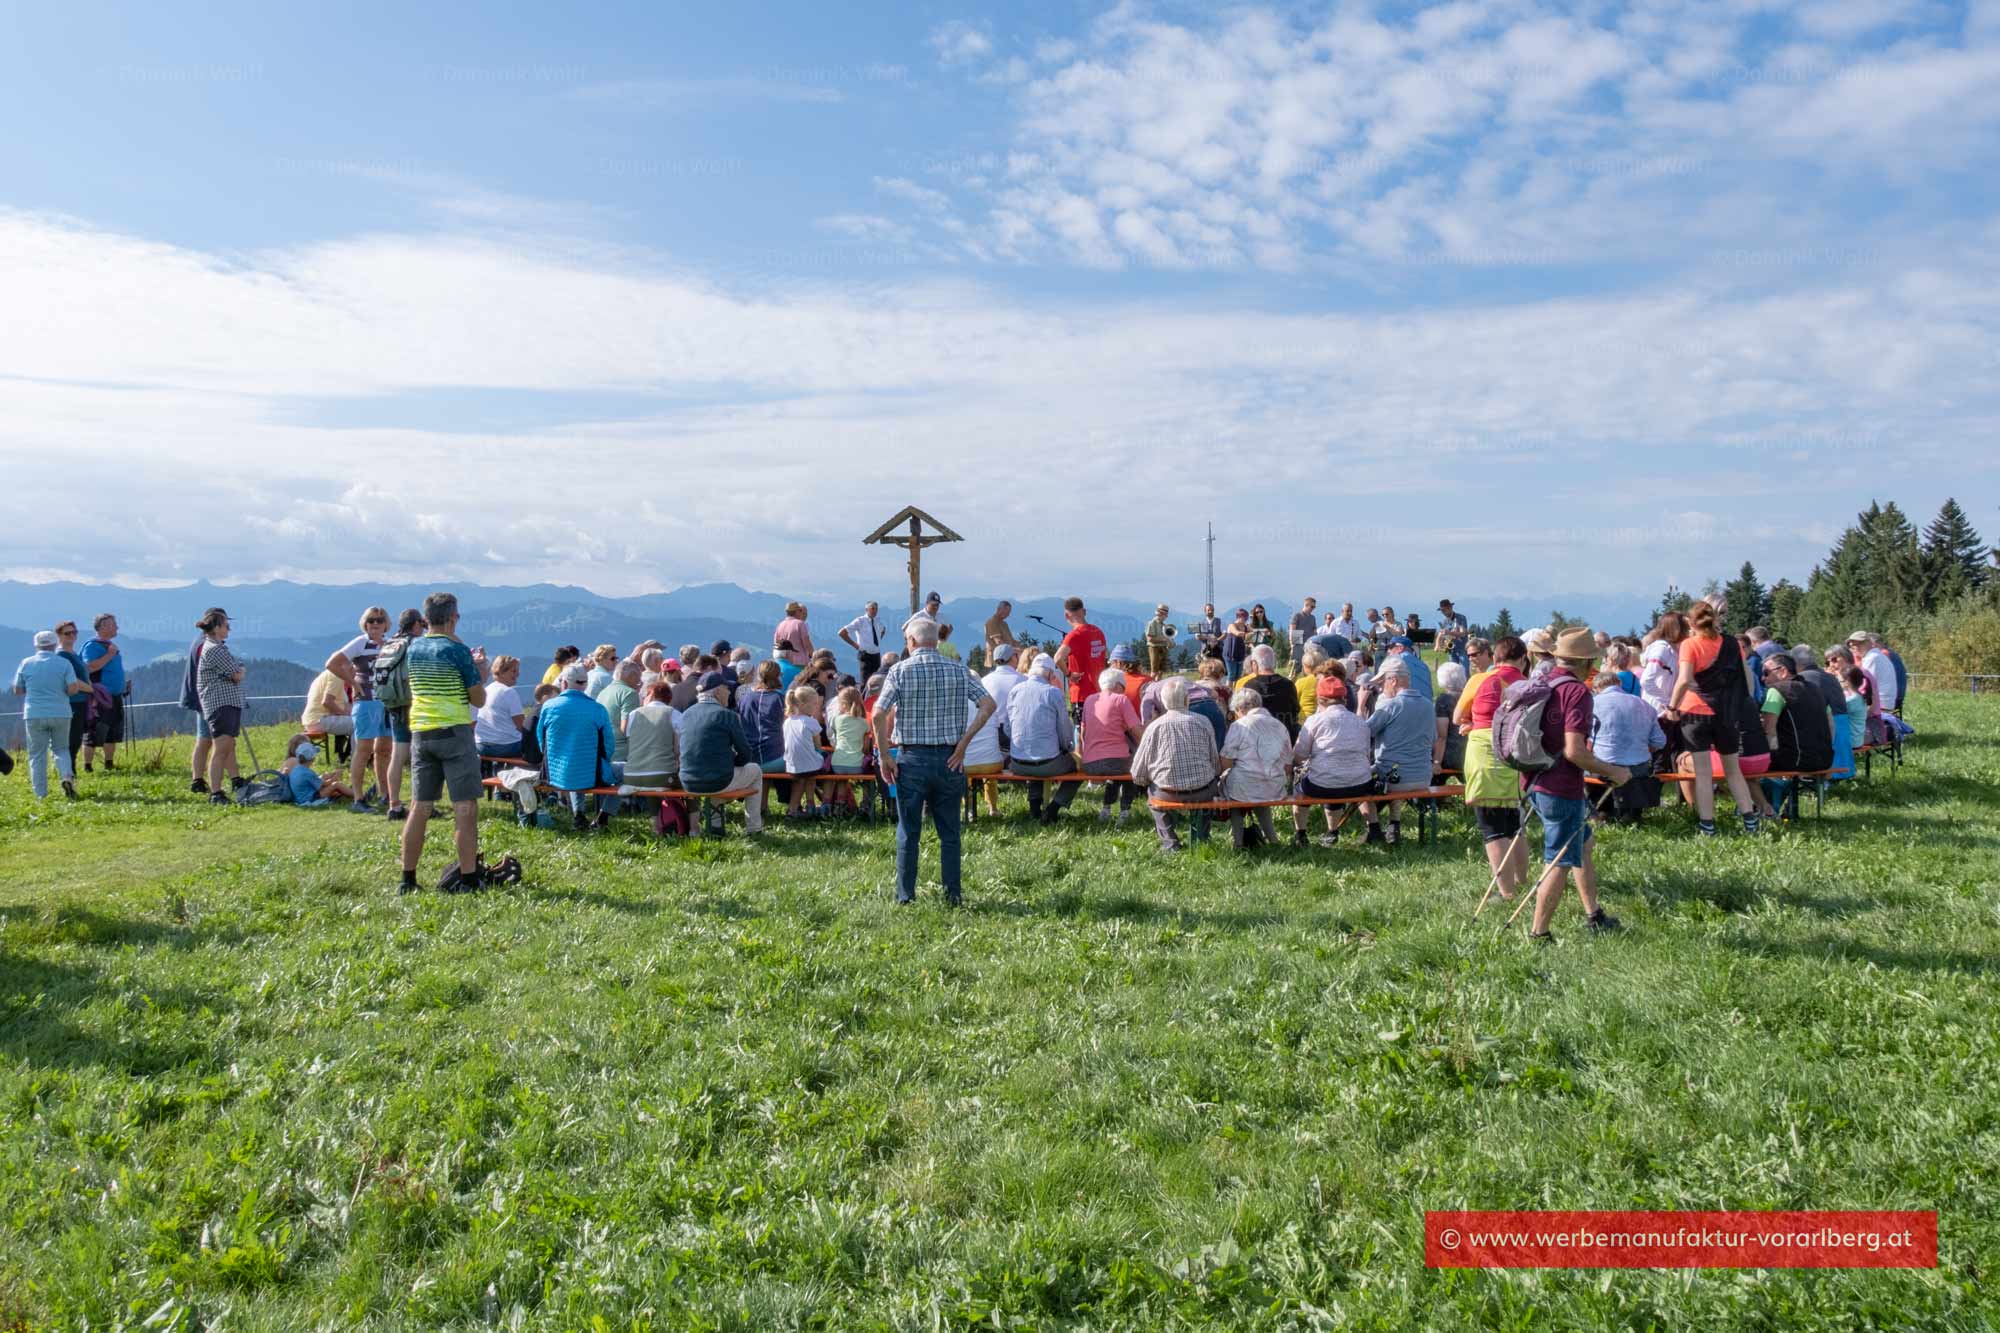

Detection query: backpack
xmin=373 ymin=634 xmax=413 ymax=709
xmin=236 ymin=772 xmax=293 ymax=805
xmin=654 ymin=797 xmax=691 ymax=837
xmin=1491 ymin=676 xmax=1559 ymax=774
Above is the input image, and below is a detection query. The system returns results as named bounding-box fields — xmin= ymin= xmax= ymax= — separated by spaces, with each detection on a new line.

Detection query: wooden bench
xmin=479 ymin=776 xmax=758 ymax=830
xmin=1148 ymin=784 xmax=1465 ymax=845
xmin=1588 ymin=768 xmax=1838 ymax=818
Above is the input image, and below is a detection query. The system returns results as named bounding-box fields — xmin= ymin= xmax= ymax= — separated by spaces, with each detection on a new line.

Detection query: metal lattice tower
xmin=1205 ymin=522 xmax=1215 ymax=609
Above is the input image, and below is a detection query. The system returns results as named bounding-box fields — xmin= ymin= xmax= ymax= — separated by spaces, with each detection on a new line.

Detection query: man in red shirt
xmin=1051 ymin=597 xmax=1107 ymax=712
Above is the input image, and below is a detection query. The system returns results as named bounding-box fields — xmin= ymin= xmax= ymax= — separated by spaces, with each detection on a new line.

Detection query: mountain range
xmin=1 ymin=579 xmax=1660 ymax=682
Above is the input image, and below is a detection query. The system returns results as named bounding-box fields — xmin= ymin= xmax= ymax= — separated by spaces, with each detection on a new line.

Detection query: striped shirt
xmin=876 ymin=648 xmax=990 ymax=746
xmin=406 ymin=633 xmax=479 ymax=731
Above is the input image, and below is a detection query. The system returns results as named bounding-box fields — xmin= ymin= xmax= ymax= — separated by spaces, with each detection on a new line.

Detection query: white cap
xmin=33 ymin=629 xmax=57 ymax=649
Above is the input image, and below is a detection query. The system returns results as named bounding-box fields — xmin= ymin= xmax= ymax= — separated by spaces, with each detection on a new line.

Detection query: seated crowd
xmin=10 ymin=590 xmax=1911 ymax=925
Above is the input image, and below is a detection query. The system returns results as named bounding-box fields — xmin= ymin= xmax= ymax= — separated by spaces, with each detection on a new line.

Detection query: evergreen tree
xmin=1862 ymin=501 xmax=1925 ymax=614
xmin=1721 ymin=562 xmax=1769 ymax=636
xmin=1920 ymin=497 xmax=1987 ymax=605
xmin=1654 ymin=583 xmax=1693 ymax=619
xmin=1489 ymin=608 xmax=1518 ymax=640
xmin=1767 ymin=579 xmax=1804 ymax=644
xmin=1547 ymin=610 xmax=1580 ymax=633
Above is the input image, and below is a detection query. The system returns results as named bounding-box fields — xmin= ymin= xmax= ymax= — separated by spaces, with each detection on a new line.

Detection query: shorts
xmin=307 ymin=714 xmax=355 ymax=737
xmin=388 ymin=706 xmax=412 ymax=745
xmin=1300 ymin=777 xmax=1375 ymax=801
xmin=352 ymin=699 xmax=390 ymax=741
xmin=412 ymin=724 xmax=481 ymax=803
xmin=1472 ymin=804 xmax=1522 ymax=842
xmin=832 ymin=760 xmax=869 ymax=775
xmin=205 ymin=705 xmax=242 ymax=738
xmin=760 ymin=757 xmax=788 ymax=774
xmin=1530 ymin=790 xmax=1592 ymax=869
xmin=89 ymin=695 xmax=125 ymax=745
xmin=1677 ymin=712 xmax=1738 ymax=755
xmin=193 ymin=710 xmax=211 ymax=740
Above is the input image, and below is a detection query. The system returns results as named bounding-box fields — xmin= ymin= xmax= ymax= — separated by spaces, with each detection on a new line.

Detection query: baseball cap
xmin=663 ymin=657 xmax=682 ymax=672
xmin=1387 ymin=635 xmax=1414 ymax=650
xmin=699 ymin=669 xmax=734 ymax=695
xmin=561 ymin=662 xmax=590 ymax=686
xmin=294 ymin=741 xmax=319 ymax=762
xmin=991 ymin=643 xmax=1017 ymax=662
xmin=1846 ymin=629 xmax=1874 ymax=643
xmin=1316 ymin=674 xmax=1348 ymax=702
xmin=33 ymin=629 xmax=57 ymax=649
xmin=1109 ymin=643 xmax=1136 ymax=663
xmin=710 ymin=639 xmax=731 ymax=656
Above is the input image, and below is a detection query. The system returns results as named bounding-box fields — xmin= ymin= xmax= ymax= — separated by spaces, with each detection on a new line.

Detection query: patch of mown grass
xmin=1 ymin=696 xmax=1995 ymax=1328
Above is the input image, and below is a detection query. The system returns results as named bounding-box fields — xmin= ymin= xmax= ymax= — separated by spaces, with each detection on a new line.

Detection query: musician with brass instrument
xmin=1143 ymin=603 xmax=1174 ymax=676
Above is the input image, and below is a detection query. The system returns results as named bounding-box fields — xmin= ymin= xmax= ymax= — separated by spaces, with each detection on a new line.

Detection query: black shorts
xmin=1300 ymin=777 xmax=1375 ymax=800
xmin=1472 ymin=804 xmax=1522 ymax=842
xmin=206 ymin=705 xmax=243 ymax=738
xmin=89 ymin=695 xmax=125 ymax=745
xmin=1678 ymin=712 xmax=1738 ymax=755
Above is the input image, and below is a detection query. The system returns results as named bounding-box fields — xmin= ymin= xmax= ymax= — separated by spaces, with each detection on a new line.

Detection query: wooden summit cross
xmin=863 ymin=505 xmax=963 ymax=614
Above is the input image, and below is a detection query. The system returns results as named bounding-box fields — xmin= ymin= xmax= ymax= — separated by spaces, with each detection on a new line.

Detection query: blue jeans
xmin=26 ymin=716 xmax=73 ymax=797
xmin=1529 ymin=789 xmax=1592 ymax=868
xmin=894 ymin=745 xmax=965 ymax=902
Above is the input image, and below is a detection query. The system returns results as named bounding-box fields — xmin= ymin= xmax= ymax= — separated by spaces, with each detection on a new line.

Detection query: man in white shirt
xmin=840 ymin=602 xmax=888 ymax=680
xmin=980 ymin=643 xmax=1024 ymax=744
xmin=1849 ymin=631 xmax=1898 ymax=714
xmin=1330 ymin=603 xmax=1360 ymax=641
xmin=1005 ymin=659 xmax=1077 ymax=822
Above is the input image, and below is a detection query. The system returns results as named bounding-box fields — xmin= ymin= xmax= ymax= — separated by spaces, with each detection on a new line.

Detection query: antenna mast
xmin=1205 ymin=522 xmax=1215 ymax=609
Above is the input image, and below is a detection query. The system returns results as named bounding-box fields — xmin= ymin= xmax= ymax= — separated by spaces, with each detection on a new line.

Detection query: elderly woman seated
xmin=1128 ymin=676 xmax=1221 ymax=852
xmin=1219 ymin=686 xmax=1295 ymax=849
xmin=1289 ymin=666 xmax=1373 ymax=845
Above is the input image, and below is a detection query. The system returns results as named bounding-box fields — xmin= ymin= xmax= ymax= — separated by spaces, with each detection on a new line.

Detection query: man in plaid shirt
xmin=1128 ymin=675 xmax=1221 ymax=852
xmin=872 ymin=617 xmax=996 ymax=906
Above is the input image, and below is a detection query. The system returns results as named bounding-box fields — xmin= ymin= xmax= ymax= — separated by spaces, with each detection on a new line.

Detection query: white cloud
xmin=929 ymin=21 xmax=993 ymax=66
xmin=883 ymin=2 xmax=2000 ymax=271
xmin=1 ymin=209 xmax=1996 ymax=597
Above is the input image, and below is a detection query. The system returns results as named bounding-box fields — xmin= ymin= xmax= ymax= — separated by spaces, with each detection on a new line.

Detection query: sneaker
xmin=1293 ymin=829 xmax=1310 ymax=848
xmin=1316 ymin=833 xmax=1342 ymax=849
xmin=1528 ymin=930 xmax=1556 ymax=946
xmin=1585 ymin=908 xmax=1623 ymax=933
xmin=359 ymin=785 xmax=380 ymax=806
xmin=592 ymin=811 xmax=610 ymax=831
xmin=573 ymin=809 xmax=591 ymax=833
xmin=438 ymin=863 xmax=485 ymax=894
xmin=230 ymin=775 xmax=249 ymax=791
xmin=208 ymin=791 xmax=231 ymax=806
xmin=1742 ymin=814 xmax=1761 ymax=834
xmin=1161 ymin=839 xmax=1184 ymax=854
xmin=191 ymin=778 xmax=209 ymax=794
xmin=1695 ymin=821 xmax=1717 ymax=837
xmin=395 ymin=874 xmax=419 ymax=896
xmin=386 ymin=805 xmax=409 ymax=822
xmin=61 ymin=779 xmax=79 ymax=800
xmin=347 ymin=801 xmax=377 ymax=815
xmin=944 ymin=893 xmax=963 ymax=908
xmin=1362 ymin=823 xmax=1385 ymax=845
xmin=1385 ymin=821 xmax=1402 ymax=846
xmin=103 ymin=759 xmax=115 ymax=772
xmin=84 ymin=762 xmax=93 ymax=773
xmin=1097 ymin=808 xmax=1114 ymax=823
xmin=1117 ymin=809 xmax=1132 ymax=825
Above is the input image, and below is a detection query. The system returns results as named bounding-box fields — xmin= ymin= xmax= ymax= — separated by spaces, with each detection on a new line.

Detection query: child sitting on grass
xmin=825 ymin=684 xmax=868 ymax=816
xmin=282 ymin=740 xmax=352 ymax=808
xmin=782 ymin=684 xmax=826 ymax=819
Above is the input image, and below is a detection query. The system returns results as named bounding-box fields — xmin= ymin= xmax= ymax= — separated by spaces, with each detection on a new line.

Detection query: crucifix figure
xmin=862 ymin=506 xmax=964 ymax=614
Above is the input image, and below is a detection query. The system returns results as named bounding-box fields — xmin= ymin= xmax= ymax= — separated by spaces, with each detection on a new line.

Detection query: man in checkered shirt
xmin=1128 ymin=675 xmax=1221 ymax=852
xmin=872 ymin=617 xmax=996 ymax=906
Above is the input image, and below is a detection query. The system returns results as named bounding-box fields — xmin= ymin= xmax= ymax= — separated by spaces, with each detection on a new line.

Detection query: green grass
xmin=1 ymin=696 xmax=1996 ymax=1330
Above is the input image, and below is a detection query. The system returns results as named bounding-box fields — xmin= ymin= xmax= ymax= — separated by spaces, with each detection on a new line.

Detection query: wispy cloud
xmin=929 ymin=20 xmax=993 ymax=66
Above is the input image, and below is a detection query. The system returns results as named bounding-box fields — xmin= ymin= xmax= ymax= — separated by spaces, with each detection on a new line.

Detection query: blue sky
xmin=2 ymin=0 xmax=1997 ymax=617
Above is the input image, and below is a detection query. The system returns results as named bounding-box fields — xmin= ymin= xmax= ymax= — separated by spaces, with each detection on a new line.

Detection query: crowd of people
xmin=8 ymin=589 xmax=1913 ymax=935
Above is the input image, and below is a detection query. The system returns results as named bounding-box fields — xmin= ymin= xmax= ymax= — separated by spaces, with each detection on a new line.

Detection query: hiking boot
xmin=1585 ymin=908 xmax=1623 ymax=933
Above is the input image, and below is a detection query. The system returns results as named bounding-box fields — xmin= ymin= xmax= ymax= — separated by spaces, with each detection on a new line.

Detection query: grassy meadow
xmin=1 ymin=692 xmax=1995 ymax=1330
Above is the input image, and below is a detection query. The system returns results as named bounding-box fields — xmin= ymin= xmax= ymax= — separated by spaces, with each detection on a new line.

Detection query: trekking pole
xmin=1472 ymin=795 xmax=1533 ymax=916
xmin=1502 ymin=786 xmax=1617 ymax=928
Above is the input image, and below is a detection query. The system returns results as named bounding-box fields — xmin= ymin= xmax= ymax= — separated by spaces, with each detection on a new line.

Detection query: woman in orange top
xmin=1660 ymin=599 xmax=1761 ymax=834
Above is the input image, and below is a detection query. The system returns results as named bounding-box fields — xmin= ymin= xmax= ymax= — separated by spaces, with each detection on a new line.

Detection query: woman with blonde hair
xmin=1661 ymin=599 xmax=1761 ymax=835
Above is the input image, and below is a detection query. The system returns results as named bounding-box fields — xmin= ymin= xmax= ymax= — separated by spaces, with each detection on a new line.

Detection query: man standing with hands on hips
xmin=871 ymin=617 xmax=995 ymax=907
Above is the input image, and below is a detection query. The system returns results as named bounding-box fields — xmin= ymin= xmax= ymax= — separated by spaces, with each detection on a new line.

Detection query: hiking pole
xmin=1502 ymin=786 xmax=1618 ymax=929
xmin=1472 ymin=795 xmax=1533 ymax=916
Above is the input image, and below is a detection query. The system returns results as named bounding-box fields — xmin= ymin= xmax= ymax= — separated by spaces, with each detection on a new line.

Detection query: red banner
xmin=1425 ymin=1210 xmax=1937 ymax=1269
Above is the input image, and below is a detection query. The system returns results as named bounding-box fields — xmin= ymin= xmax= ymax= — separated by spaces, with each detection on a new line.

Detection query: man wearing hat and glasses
xmin=1525 ymin=627 xmax=1633 ymax=944
xmin=1143 ymin=604 xmax=1173 ymax=677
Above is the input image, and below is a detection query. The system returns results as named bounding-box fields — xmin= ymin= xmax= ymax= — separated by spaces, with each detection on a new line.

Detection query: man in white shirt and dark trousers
xmin=840 ymin=602 xmax=888 ymax=680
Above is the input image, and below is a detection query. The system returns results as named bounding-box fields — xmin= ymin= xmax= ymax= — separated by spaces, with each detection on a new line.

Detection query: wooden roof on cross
xmin=861 ymin=506 xmax=964 ymax=546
